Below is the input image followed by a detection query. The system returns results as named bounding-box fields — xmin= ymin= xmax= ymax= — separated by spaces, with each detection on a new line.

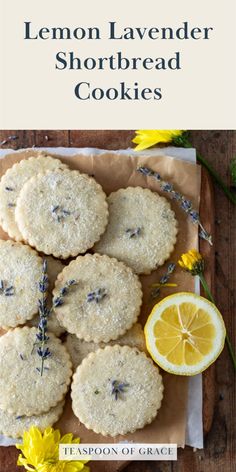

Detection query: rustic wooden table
xmin=0 ymin=130 xmax=235 ymax=472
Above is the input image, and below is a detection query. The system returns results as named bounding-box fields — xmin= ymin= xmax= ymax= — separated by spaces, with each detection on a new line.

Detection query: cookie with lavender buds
xmin=15 ymin=169 xmax=108 ymax=259
xmin=71 ymin=345 xmax=163 ymax=436
xmin=0 ymin=154 xmax=68 ymax=241
xmin=27 ymin=256 xmax=65 ymax=336
xmin=0 ymin=327 xmax=72 ymax=416
xmin=94 ymin=187 xmax=178 ymax=274
xmin=0 ymin=240 xmax=43 ymax=329
xmin=0 ymin=400 xmax=65 ymax=438
xmin=65 ymin=323 xmax=147 ymax=370
xmin=53 ymin=253 xmax=142 ymax=343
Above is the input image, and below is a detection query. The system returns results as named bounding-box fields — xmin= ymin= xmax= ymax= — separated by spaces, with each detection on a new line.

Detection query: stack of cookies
xmin=0 ymin=153 xmax=178 ymax=438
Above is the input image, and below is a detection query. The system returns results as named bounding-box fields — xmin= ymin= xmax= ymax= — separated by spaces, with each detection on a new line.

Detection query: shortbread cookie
xmin=28 ymin=256 xmax=65 ymax=336
xmin=71 ymin=345 xmax=163 ymax=436
xmin=94 ymin=187 xmax=178 ymax=274
xmin=54 ymin=254 xmax=142 ymax=342
xmin=0 ymin=155 xmax=68 ymax=241
xmin=0 ymin=401 xmax=65 ymax=438
xmin=65 ymin=323 xmax=147 ymax=369
xmin=0 ymin=327 xmax=72 ymax=416
xmin=65 ymin=337 xmax=100 ymax=370
xmin=15 ymin=169 xmax=108 ymax=259
xmin=0 ymin=240 xmax=43 ymax=329
xmin=109 ymin=322 xmax=147 ymax=351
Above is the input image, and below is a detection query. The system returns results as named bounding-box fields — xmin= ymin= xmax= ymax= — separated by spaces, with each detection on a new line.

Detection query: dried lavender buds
xmin=125 ymin=227 xmax=142 ymax=238
xmin=150 ymin=263 xmax=176 ymax=300
xmin=111 ymin=380 xmax=129 ymax=400
xmin=87 ymin=288 xmax=107 ymax=304
xmin=137 ymin=166 xmax=212 ymax=245
xmin=53 ymin=279 xmax=77 ymax=308
xmin=5 ymin=186 xmax=14 ymax=192
xmin=0 ymin=280 xmax=14 ymax=297
xmin=51 ymin=205 xmax=71 ymax=223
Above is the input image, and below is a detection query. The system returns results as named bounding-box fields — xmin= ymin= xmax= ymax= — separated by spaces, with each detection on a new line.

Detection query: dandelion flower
xmin=132 ymin=130 xmax=183 ymax=151
xmin=16 ymin=426 xmax=89 ymax=472
xmin=178 ymin=249 xmax=204 ymax=275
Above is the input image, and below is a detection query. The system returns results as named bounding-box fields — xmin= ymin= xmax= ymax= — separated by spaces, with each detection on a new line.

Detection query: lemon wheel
xmin=145 ymin=292 xmax=226 ymax=376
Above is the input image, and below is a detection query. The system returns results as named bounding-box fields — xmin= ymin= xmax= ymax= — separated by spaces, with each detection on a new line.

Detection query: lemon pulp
xmin=145 ymin=293 xmax=226 ymax=375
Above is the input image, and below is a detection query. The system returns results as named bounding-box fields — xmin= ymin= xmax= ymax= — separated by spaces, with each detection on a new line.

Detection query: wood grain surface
xmin=0 ymin=130 xmax=235 ymax=472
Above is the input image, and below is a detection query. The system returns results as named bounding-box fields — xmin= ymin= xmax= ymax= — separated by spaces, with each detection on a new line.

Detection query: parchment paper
xmin=0 ymin=147 xmax=203 ymax=449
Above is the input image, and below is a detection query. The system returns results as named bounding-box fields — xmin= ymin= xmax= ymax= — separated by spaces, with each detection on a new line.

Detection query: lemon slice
xmin=145 ymin=292 xmax=226 ymax=375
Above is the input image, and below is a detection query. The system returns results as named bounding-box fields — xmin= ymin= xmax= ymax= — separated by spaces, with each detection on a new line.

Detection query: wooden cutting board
xmin=0 ymin=152 xmax=215 ymax=472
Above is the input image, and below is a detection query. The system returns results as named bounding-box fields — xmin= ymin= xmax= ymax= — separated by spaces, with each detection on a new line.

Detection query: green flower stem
xmin=183 ymin=138 xmax=236 ymax=205
xmin=199 ymin=273 xmax=236 ymax=371
xmin=198 ymin=273 xmax=215 ymax=304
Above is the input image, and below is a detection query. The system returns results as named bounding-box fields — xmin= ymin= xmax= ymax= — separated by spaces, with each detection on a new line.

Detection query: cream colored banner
xmin=0 ymin=0 xmax=236 ymax=129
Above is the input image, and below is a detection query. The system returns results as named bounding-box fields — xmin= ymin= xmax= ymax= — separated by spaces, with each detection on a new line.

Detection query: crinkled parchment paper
xmin=0 ymin=147 xmax=203 ymax=451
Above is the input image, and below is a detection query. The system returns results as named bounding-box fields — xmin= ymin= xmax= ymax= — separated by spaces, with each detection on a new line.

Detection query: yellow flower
xmin=16 ymin=427 xmax=90 ymax=472
xmin=132 ymin=130 xmax=183 ymax=151
xmin=151 ymin=283 xmax=177 ymax=288
xmin=178 ymin=249 xmax=204 ymax=275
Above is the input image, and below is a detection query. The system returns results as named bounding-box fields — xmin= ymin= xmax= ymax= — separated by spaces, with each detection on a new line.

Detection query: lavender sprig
xmin=53 ymin=279 xmax=77 ymax=307
xmin=36 ymin=259 xmax=50 ymax=376
xmin=137 ymin=166 xmax=212 ymax=245
xmin=111 ymin=380 xmax=129 ymax=400
xmin=150 ymin=263 xmax=176 ymax=300
xmin=0 ymin=135 xmax=19 ymax=147
xmin=34 ymin=260 xmax=77 ymax=376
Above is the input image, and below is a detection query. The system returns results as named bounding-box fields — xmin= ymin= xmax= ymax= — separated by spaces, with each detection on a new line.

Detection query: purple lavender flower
xmin=137 ymin=165 xmax=213 ymax=245
xmin=111 ymin=380 xmax=129 ymax=400
xmin=87 ymin=288 xmax=107 ymax=304
xmin=137 ymin=166 xmax=154 ymax=177
xmin=151 ymin=263 xmax=176 ymax=300
xmin=160 ymin=182 xmax=173 ymax=192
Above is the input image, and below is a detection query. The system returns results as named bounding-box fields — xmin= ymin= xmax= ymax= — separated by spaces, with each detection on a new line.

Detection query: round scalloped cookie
xmin=0 ymin=400 xmax=65 ymax=438
xmin=53 ymin=253 xmax=142 ymax=343
xmin=27 ymin=256 xmax=65 ymax=336
xmin=65 ymin=323 xmax=147 ymax=369
xmin=94 ymin=187 xmax=178 ymax=274
xmin=15 ymin=169 xmax=109 ymax=259
xmin=0 ymin=240 xmax=43 ymax=329
xmin=0 ymin=154 xmax=68 ymax=241
xmin=0 ymin=327 xmax=72 ymax=416
xmin=71 ymin=345 xmax=163 ymax=436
